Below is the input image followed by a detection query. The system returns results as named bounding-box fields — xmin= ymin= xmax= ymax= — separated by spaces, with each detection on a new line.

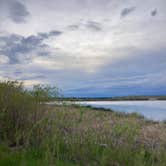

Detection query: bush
xmin=0 ymin=80 xmax=59 ymax=147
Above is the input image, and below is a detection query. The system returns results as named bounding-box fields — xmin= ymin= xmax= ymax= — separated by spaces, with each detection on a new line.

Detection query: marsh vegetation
xmin=0 ymin=81 xmax=166 ymax=166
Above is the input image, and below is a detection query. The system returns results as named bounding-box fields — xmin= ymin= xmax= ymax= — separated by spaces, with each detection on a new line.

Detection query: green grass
xmin=1 ymin=81 xmax=166 ymax=165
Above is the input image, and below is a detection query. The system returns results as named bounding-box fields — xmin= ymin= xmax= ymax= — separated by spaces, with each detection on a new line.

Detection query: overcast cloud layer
xmin=0 ymin=0 xmax=166 ymax=97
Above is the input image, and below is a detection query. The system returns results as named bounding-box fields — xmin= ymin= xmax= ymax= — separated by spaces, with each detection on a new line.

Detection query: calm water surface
xmin=77 ymin=101 xmax=166 ymax=121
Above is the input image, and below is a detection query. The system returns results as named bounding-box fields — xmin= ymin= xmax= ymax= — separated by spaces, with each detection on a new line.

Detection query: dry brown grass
xmin=49 ymin=104 xmax=166 ymax=149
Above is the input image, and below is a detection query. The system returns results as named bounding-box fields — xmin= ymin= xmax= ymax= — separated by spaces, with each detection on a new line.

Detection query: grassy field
xmin=1 ymin=81 xmax=166 ymax=166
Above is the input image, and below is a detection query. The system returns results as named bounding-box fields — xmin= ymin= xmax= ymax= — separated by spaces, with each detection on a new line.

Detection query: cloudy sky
xmin=0 ymin=0 xmax=166 ymax=97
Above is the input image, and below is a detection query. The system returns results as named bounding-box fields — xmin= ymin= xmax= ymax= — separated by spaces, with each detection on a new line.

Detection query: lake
xmin=77 ymin=100 xmax=166 ymax=121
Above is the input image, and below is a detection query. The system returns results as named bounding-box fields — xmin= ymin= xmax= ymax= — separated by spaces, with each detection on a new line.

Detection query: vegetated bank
xmin=0 ymin=81 xmax=166 ymax=166
xmin=55 ymin=96 xmax=166 ymax=101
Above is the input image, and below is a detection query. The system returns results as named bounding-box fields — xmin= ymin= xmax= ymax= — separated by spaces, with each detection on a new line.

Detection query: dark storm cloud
xmin=37 ymin=51 xmax=51 ymax=56
xmin=0 ymin=34 xmax=42 ymax=63
xmin=0 ymin=30 xmax=62 ymax=63
xmin=67 ymin=21 xmax=102 ymax=32
xmin=9 ymin=1 xmax=30 ymax=23
xmin=38 ymin=30 xmax=62 ymax=39
xmin=121 ymin=7 xmax=136 ymax=17
xmin=0 ymin=0 xmax=31 ymax=23
xmin=151 ymin=9 xmax=157 ymax=16
xmin=86 ymin=21 xmax=102 ymax=31
xmin=67 ymin=24 xmax=80 ymax=31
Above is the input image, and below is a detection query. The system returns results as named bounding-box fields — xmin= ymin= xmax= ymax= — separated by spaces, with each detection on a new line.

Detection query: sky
xmin=0 ymin=0 xmax=166 ymax=97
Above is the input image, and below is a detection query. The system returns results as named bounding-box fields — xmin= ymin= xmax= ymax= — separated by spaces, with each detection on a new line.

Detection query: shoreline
xmin=47 ymin=100 xmax=166 ymax=122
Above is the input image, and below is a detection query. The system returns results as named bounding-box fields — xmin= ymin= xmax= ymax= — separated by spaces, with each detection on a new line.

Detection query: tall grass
xmin=0 ymin=81 xmax=166 ymax=166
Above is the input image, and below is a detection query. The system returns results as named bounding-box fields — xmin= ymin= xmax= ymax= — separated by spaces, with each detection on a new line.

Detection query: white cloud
xmin=0 ymin=54 xmax=9 ymax=64
xmin=23 ymin=79 xmax=44 ymax=88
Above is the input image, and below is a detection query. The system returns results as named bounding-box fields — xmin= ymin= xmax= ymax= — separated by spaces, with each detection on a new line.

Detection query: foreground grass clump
xmin=0 ymin=81 xmax=166 ymax=166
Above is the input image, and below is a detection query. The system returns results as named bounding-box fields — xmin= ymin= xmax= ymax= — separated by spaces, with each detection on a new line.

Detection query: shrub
xmin=0 ymin=80 xmax=59 ymax=147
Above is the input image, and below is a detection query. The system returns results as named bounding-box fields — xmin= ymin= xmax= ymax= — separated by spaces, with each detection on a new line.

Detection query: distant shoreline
xmin=52 ymin=96 xmax=166 ymax=101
